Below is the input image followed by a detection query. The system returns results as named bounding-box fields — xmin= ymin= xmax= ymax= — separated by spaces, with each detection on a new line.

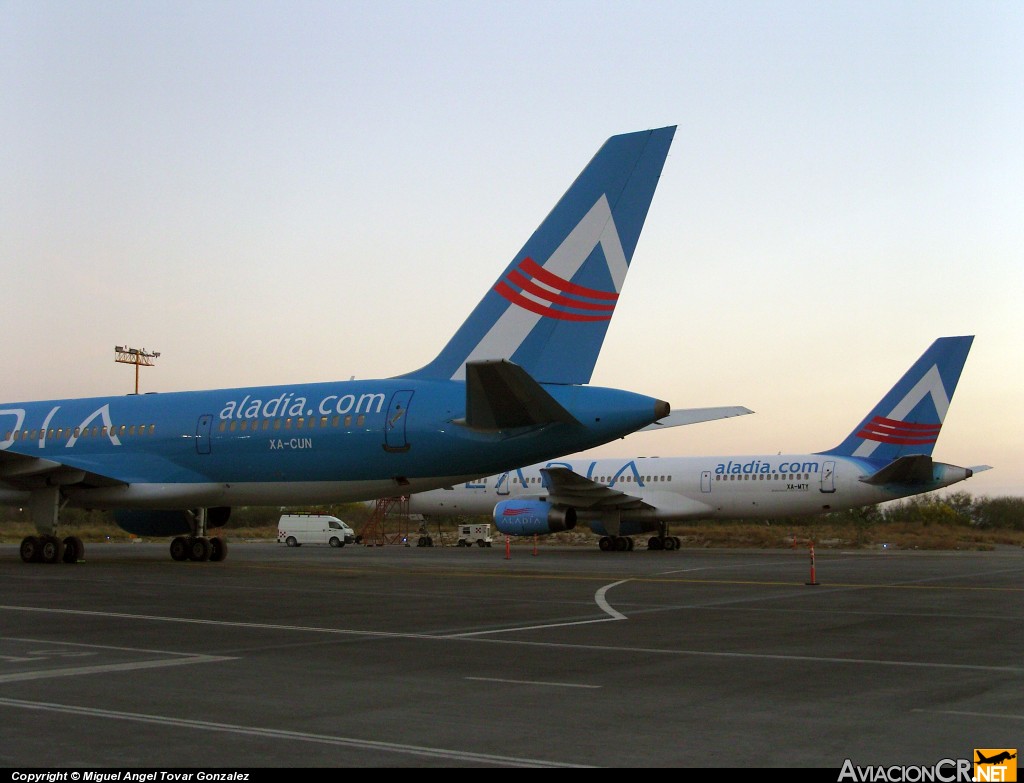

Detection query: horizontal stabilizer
xmin=859 ymin=454 xmax=936 ymax=485
xmin=463 ymin=360 xmax=579 ymax=431
xmin=637 ymin=406 xmax=753 ymax=432
xmin=969 ymin=465 xmax=994 ymax=474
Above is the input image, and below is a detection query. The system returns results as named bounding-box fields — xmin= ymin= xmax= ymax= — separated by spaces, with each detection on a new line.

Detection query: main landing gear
xmin=646 ymin=535 xmax=682 ymax=551
xmin=19 ymin=534 xmax=85 ymax=564
xmin=597 ymin=522 xmax=682 ymax=552
xmin=169 ymin=535 xmax=228 ymax=562
xmin=18 ymin=487 xmax=86 ymax=564
xmin=168 ymin=508 xmax=228 ymax=563
xmin=598 ymin=535 xmax=634 ymax=551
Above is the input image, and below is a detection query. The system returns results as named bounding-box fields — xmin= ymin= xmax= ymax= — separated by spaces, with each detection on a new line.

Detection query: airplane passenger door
xmin=820 ymin=460 xmax=836 ymax=493
xmin=383 ymin=390 xmax=414 ymax=452
xmin=496 ymin=472 xmax=511 ymax=496
xmin=195 ymin=415 xmax=213 ymax=455
xmin=700 ymin=471 xmax=711 ymax=493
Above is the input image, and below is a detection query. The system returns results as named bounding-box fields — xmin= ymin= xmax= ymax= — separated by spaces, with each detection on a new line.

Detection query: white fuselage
xmin=408 ymin=454 xmax=974 ymax=523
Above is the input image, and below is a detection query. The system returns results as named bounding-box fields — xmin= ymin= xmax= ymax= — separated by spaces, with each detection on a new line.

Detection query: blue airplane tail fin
xmin=823 ymin=336 xmax=974 ymax=461
xmin=402 ymin=126 xmax=676 ymax=384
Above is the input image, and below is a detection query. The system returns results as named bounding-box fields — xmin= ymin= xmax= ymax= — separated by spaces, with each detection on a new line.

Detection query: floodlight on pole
xmin=115 ymin=346 xmax=160 ymax=394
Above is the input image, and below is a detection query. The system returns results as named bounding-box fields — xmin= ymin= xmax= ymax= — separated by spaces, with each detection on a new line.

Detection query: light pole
xmin=115 ymin=345 xmax=160 ymax=394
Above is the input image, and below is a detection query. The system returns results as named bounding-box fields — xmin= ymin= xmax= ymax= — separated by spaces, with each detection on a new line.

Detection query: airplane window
xmin=357 ymin=415 xmax=365 ymax=427
xmin=273 ymin=419 xmax=281 ymax=430
xmin=218 ymin=422 xmax=226 ymax=432
xmin=297 ymin=417 xmax=305 ymax=428
xmin=320 ymin=416 xmax=328 ymax=427
xmin=344 ymin=416 xmax=352 ymax=427
xmin=240 ymin=421 xmax=248 ymax=431
xmin=284 ymin=418 xmax=292 ymax=429
xmin=331 ymin=415 xmax=339 ymax=427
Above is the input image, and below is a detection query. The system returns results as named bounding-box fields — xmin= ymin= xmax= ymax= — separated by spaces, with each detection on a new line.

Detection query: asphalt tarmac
xmin=1 ymin=539 xmax=1021 ymax=769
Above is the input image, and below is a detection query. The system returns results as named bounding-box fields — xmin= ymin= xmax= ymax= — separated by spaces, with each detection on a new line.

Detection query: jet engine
xmin=493 ymin=499 xmax=576 ymax=536
xmin=113 ymin=506 xmax=231 ymax=536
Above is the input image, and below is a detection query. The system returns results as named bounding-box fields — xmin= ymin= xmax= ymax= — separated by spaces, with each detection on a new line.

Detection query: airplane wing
xmin=636 ymin=406 xmax=753 ymax=432
xmin=0 ymin=449 xmax=125 ymax=493
xmin=540 ymin=466 xmax=651 ymax=511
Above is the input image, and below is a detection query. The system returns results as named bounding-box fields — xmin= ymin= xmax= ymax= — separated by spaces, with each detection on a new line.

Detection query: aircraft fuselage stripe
xmin=493 ymin=282 xmax=613 ymax=322
xmin=518 ymin=257 xmax=619 ymax=301
xmin=857 ymin=415 xmax=941 ymax=444
xmin=504 ymin=269 xmax=616 ymax=312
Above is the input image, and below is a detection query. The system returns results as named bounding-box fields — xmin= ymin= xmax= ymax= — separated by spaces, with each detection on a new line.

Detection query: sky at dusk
xmin=2 ymin=1 xmax=1021 ymax=498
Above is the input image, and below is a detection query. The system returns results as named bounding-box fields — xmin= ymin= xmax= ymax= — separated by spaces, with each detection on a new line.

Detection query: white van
xmin=278 ymin=514 xmax=358 ymax=547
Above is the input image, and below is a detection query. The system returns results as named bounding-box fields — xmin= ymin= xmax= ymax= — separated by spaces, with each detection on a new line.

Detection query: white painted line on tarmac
xmin=0 ymin=697 xmax=592 ymax=767
xmin=466 ymin=676 xmax=600 ymax=689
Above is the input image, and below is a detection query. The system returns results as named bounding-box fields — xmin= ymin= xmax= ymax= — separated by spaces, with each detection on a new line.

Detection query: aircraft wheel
xmin=648 ymin=536 xmax=663 ymax=550
xmin=613 ymin=536 xmax=629 ymax=552
xmin=20 ymin=536 xmax=43 ymax=563
xmin=209 ymin=537 xmax=228 ymax=562
xmin=598 ymin=536 xmax=613 ymax=552
xmin=170 ymin=536 xmax=189 ymax=561
xmin=63 ymin=536 xmax=85 ymax=563
xmin=329 ymin=536 xmax=343 ymax=548
xmin=188 ymin=536 xmax=212 ymax=562
xmin=662 ymin=536 xmax=677 ymax=551
xmin=40 ymin=535 xmax=64 ymax=564
xmin=285 ymin=536 xmax=298 ymax=547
